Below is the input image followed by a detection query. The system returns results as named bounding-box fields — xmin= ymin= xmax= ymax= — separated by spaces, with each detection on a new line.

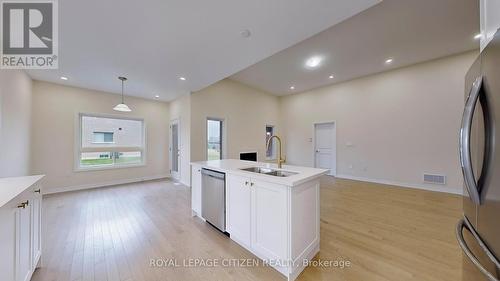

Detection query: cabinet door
xmin=226 ymin=174 xmax=251 ymax=248
xmin=191 ymin=166 xmax=202 ymax=216
xmin=31 ymin=195 xmax=42 ymax=269
xmin=15 ymin=202 xmax=32 ymax=281
xmin=251 ymin=180 xmax=288 ymax=261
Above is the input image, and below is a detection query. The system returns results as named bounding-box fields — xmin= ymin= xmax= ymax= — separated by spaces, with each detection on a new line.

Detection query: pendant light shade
xmin=114 ymin=76 xmax=132 ymax=112
xmin=113 ymin=103 xmax=131 ymax=112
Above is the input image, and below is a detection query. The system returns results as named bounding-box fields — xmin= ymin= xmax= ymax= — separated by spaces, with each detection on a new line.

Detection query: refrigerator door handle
xmin=459 ymin=76 xmax=483 ymax=205
xmin=456 ymin=216 xmax=500 ymax=281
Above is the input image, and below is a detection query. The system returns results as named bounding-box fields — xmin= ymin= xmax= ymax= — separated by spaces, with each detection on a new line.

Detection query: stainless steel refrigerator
xmin=458 ymin=29 xmax=500 ymax=281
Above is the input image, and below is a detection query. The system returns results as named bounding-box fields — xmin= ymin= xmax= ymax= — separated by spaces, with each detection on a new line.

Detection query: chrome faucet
xmin=266 ymin=135 xmax=285 ymax=169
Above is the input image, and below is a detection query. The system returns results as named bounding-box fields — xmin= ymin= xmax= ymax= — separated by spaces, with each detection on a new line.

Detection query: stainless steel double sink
xmin=240 ymin=167 xmax=298 ymax=177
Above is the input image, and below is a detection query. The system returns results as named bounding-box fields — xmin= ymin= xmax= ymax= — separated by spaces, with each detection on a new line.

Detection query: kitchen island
xmin=190 ymin=159 xmax=328 ymax=281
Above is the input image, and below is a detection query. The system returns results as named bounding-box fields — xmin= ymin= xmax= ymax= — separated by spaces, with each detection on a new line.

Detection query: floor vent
xmin=423 ymin=173 xmax=446 ymax=185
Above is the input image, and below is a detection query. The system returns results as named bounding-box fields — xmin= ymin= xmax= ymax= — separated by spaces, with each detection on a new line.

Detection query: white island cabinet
xmin=191 ymin=160 xmax=327 ymax=281
xmin=0 ymin=175 xmax=44 ymax=281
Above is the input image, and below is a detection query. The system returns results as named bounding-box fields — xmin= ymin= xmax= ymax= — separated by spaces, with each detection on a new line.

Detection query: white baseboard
xmin=44 ymin=174 xmax=171 ymax=195
xmin=336 ymin=174 xmax=462 ymax=195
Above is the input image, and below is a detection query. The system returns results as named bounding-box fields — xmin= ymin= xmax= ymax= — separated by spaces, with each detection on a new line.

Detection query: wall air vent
xmin=423 ymin=173 xmax=446 ymax=185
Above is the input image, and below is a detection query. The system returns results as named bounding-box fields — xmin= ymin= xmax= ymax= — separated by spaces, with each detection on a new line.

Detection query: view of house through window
xmin=207 ymin=119 xmax=223 ymax=160
xmin=79 ymin=114 xmax=144 ymax=168
xmin=266 ymin=125 xmax=274 ymax=159
xmin=93 ymin=132 xmax=114 ymax=143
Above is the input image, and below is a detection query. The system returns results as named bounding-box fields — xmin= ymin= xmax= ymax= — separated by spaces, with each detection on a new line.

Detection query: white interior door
xmin=170 ymin=120 xmax=180 ymax=180
xmin=314 ymin=122 xmax=336 ymax=176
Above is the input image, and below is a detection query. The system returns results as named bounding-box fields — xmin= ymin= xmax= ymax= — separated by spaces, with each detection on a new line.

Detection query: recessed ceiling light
xmin=240 ymin=29 xmax=251 ymax=38
xmin=305 ymin=56 xmax=323 ymax=68
xmin=290 ymin=86 xmax=295 ymax=90
xmin=329 ymin=75 xmax=334 ymax=79
xmin=154 ymin=95 xmax=160 ymax=99
xmin=179 ymin=77 xmax=186 ymax=81
xmin=60 ymin=76 xmax=68 ymax=80
xmin=385 ymin=58 xmax=393 ymax=64
xmin=474 ymin=33 xmax=483 ymax=40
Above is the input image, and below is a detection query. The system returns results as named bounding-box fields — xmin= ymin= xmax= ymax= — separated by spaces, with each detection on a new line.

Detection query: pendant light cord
xmin=121 ymin=79 xmax=124 ymax=104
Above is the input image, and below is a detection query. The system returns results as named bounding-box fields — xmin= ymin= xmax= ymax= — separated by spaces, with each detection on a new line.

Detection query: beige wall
xmin=31 ymin=81 xmax=170 ymax=193
xmin=169 ymin=94 xmax=191 ymax=185
xmin=280 ymin=51 xmax=477 ymax=193
xmin=191 ymin=79 xmax=281 ymax=162
xmin=0 ymin=70 xmax=32 ymax=178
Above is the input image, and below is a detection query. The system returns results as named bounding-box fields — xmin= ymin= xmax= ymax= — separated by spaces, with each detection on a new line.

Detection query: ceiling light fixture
xmin=179 ymin=77 xmax=186 ymax=81
xmin=113 ymin=76 xmax=132 ymax=112
xmin=329 ymin=75 xmax=334 ymax=79
xmin=290 ymin=86 xmax=295 ymax=90
xmin=474 ymin=33 xmax=483 ymax=40
xmin=385 ymin=58 xmax=393 ymax=64
xmin=305 ymin=56 xmax=323 ymax=68
xmin=60 ymin=76 xmax=68 ymax=80
xmin=154 ymin=94 xmax=160 ymax=99
xmin=240 ymin=29 xmax=251 ymax=38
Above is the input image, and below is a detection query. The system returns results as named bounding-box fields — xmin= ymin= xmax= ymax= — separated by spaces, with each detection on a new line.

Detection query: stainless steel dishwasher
xmin=201 ymin=168 xmax=226 ymax=232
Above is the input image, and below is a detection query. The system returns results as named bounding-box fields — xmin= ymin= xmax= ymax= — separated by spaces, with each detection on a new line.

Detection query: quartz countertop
xmin=191 ymin=159 xmax=328 ymax=186
xmin=0 ymin=175 xmax=45 ymax=208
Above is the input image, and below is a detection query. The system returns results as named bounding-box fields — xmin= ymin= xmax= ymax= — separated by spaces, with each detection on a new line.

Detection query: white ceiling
xmin=231 ymin=0 xmax=480 ymax=95
xmin=26 ymin=0 xmax=380 ymax=101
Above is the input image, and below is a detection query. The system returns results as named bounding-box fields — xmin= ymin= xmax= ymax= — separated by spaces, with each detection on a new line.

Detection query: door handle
xmin=459 ymin=76 xmax=483 ymax=205
xmin=456 ymin=216 xmax=500 ymax=281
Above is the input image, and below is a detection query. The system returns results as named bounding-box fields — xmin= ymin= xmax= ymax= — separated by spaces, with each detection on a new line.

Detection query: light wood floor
xmin=32 ymin=176 xmax=462 ymax=281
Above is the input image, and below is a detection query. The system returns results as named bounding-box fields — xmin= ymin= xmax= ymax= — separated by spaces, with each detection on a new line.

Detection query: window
xmin=266 ymin=125 xmax=275 ymax=159
xmin=93 ymin=132 xmax=114 ymax=143
xmin=207 ymin=118 xmax=223 ymax=160
xmin=78 ymin=114 xmax=144 ymax=170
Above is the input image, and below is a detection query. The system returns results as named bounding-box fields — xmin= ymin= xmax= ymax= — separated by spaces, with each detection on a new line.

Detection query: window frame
xmin=206 ymin=117 xmax=224 ymax=161
xmin=75 ymin=112 xmax=147 ymax=172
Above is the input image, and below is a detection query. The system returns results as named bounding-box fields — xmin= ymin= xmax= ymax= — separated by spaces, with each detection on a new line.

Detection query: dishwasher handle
xmin=201 ymin=168 xmax=225 ymax=180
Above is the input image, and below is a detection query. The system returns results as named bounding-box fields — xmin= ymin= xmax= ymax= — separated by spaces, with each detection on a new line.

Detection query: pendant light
xmin=113 ymin=76 xmax=132 ymax=112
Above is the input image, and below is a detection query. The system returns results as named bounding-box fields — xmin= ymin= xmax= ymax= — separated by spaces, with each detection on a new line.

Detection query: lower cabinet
xmin=0 ymin=180 xmax=43 ymax=281
xmin=226 ymin=175 xmax=289 ymax=266
xmin=191 ymin=165 xmax=202 ymax=216
xmin=250 ymin=179 xmax=288 ymax=261
xmin=226 ymin=174 xmax=252 ymax=249
xmin=31 ymin=195 xmax=42 ymax=269
xmin=15 ymin=202 xmax=32 ymax=281
xmin=226 ymin=174 xmax=320 ymax=281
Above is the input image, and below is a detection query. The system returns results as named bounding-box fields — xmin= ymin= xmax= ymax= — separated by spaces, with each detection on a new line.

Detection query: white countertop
xmin=0 ymin=175 xmax=45 ymax=208
xmin=191 ymin=159 xmax=328 ymax=186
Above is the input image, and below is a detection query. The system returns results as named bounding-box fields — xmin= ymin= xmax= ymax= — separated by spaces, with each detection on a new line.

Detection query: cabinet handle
xmin=17 ymin=200 xmax=28 ymax=209
xmin=245 ymin=181 xmax=249 ymax=186
xmin=34 ymin=189 xmax=41 ymax=193
xmin=250 ymin=182 xmax=254 ymax=186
